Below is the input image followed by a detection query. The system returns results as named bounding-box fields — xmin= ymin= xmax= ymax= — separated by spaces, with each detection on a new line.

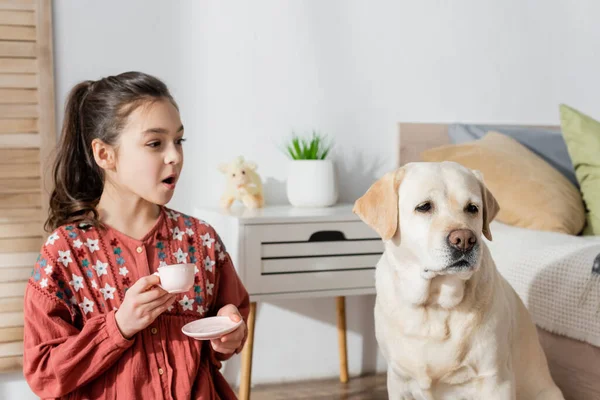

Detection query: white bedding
xmin=485 ymin=221 xmax=600 ymax=347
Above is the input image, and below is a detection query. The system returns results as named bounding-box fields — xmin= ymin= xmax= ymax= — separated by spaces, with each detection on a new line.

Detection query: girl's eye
xmin=147 ymin=141 xmax=161 ymax=148
xmin=176 ymin=137 xmax=186 ymax=145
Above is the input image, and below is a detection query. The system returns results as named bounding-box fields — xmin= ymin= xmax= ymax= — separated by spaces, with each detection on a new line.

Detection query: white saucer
xmin=181 ymin=316 xmax=244 ymax=340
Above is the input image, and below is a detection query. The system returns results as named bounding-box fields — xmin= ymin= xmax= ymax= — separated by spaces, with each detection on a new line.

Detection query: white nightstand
xmin=194 ymin=204 xmax=382 ymax=399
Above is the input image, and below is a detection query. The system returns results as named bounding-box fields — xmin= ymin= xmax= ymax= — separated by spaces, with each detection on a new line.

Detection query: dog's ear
xmin=353 ymin=168 xmax=405 ymax=240
xmin=471 ymin=169 xmax=500 ymax=241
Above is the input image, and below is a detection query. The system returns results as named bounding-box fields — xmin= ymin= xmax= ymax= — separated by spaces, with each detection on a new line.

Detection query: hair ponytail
xmin=45 ymin=72 xmax=176 ymax=232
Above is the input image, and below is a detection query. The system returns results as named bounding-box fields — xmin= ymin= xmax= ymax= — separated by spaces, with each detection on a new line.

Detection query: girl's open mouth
xmin=162 ymin=176 xmax=176 ymax=189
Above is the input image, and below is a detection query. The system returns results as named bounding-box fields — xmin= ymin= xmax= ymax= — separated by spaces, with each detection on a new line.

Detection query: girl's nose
xmin=165 ymin=145 xmax=182 ymax=165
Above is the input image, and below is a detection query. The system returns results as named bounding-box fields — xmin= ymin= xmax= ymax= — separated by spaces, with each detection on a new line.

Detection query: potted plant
xmin=282 ymin=130 xmax=338 ymax=207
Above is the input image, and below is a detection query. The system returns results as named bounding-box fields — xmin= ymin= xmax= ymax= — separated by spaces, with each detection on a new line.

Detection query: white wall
xmin=5 ymin=0 xmax=600 ymax=397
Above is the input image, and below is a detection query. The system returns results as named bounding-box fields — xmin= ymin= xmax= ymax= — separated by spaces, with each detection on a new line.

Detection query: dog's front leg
xmin=387 ymin=368 xmax=415 ymax=400
xmin=386 ymin=368 xmax=436 ymax=400
xmin=479 ymin=369 xmax=516 ymax=400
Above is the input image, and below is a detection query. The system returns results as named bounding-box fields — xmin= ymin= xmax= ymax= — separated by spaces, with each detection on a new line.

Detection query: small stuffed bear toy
xmin=218 ymin=156 xmax=265 ymax=209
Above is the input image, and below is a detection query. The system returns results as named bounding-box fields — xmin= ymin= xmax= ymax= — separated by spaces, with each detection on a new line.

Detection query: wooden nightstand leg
xmin=336 ymin=296 xmax=349 ymax=383
xmin=239 ymin=301 xmax=257 ymax=400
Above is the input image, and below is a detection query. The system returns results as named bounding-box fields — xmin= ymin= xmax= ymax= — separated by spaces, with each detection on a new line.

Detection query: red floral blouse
xmin=23 ymin=207 xmax=249 ymax=399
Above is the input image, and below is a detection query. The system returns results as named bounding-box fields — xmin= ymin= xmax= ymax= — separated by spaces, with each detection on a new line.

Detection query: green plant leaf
xmin=292 ymin=137 xmax=302 ymax=160
xmin=280 ymin=130 xmax=334 ymax=160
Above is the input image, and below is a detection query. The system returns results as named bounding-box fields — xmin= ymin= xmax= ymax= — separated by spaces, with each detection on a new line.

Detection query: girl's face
xmin=106 ymin=99 xmax=185 ymax=206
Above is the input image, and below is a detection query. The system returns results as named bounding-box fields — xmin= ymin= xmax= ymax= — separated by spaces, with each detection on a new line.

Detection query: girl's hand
xmin=210 ymin=304 xmax=246 ymax=354
xmin=114 ymin=275 xmax=176 ymax=339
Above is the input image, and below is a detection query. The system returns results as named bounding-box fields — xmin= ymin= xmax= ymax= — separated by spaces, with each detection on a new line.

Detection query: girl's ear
xmin=91 ymin=138 xmax=116 ymax=170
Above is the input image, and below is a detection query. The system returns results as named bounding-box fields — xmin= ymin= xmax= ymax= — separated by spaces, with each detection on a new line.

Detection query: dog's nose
xmin=448 ymin=229 xmax=477 ymax=253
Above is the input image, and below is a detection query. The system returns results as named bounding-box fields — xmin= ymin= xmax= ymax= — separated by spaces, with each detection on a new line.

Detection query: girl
xmin=23 ymin=71 xmax=249 ymax=399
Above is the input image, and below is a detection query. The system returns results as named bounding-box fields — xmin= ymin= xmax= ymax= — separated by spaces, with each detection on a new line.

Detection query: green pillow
xmin=559 ymin=104 xmax=600 ymax=235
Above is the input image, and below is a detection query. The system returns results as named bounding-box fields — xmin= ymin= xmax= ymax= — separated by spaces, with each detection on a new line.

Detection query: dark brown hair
xmin=45 ymin=71 xmax=177 ymax=232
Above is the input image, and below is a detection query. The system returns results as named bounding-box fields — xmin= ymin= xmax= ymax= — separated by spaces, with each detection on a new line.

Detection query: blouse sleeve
xmin=211 ymin=232 xmax=250 ymax=361
xmin=23 ymin=236 xmax=134 ymax=398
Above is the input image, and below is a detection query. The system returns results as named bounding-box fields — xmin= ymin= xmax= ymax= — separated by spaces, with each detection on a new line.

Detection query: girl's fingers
xmin=211 ymin=326 xmax=245 ymax=354
xmin=130 ymin=275 xmax=161 ymax=294
xmin=149 ymin=297 xmax=177 ymax=321
xmin=210 ymin=339 xmax=238 ymax=354
xmin=137 ymin=287 xmax=171 ymax=305
xmin=220 ymin=326 xmax=245 ymax=344
xmin=144 ymin=293 xmax=176 ymax=315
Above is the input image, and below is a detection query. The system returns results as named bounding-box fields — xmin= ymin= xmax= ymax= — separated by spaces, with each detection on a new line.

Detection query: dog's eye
xmin=465 ymin=204 xmax=479 ymax=214
xmin=415 ymin=202 xmax=432 ymax=213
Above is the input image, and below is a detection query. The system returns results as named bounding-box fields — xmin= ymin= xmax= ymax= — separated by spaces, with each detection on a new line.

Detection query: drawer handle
xmin=308 ymin=230 xmax=346 ymax=242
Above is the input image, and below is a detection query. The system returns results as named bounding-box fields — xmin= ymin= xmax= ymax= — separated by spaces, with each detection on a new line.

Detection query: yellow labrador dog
xmin=354 ymin=161 xmax=563 ymax=400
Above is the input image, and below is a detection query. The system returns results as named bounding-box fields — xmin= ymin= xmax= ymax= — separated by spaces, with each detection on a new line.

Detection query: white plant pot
xmin=286 ymin=159 xmax=338 ymax=207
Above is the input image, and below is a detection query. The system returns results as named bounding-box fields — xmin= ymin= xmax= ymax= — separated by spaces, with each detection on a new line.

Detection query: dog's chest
xmin=376 ymin=302 xmax=479 ymax=386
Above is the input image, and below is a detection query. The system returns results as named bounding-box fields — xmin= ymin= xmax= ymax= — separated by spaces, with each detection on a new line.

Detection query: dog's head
xmin=353 ymin=161 xmax=499 ymax=279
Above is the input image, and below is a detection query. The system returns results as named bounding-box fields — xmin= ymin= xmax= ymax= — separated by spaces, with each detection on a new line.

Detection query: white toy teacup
xmin=157 ymin=263 xmax=195 ymax=293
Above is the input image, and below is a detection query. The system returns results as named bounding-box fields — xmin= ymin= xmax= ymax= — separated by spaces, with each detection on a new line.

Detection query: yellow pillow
xmin=421 ymin=131 xmax=585 ymax=235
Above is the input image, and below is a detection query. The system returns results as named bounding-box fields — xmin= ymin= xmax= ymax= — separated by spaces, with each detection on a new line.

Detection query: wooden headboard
xmin=396 ymin=123 xmax=561 ymax=167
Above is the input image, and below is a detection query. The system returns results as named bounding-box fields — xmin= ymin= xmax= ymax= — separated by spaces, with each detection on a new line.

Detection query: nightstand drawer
xmin=262 ymin=254 xmax=381 ymax=274
xmin=262 ymin=240 xmax=382 ymax=260
xmin=256 ymin=221 xmax=379 ymax=242
xmin=243 ymin=221 xmax=383 ymax=295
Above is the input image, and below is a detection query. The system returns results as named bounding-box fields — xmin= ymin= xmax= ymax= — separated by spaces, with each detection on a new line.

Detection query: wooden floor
xmin=247 ymin=373 xmax=388 ymax=400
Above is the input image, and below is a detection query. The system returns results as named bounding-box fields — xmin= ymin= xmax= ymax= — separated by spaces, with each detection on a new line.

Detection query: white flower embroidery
xmin=44 ymin=264 xmax=53 ymax=275
xmin=200 ymin=233 xmax=215 ymax=249
xmin=70 ymin=273 xmax=84 ymax=292
xmin=91 ymin=280 xmax=98 ymax=289
xmin=100 ymin=283 xmax=116 ymax=300
xmin=197 ymin=305 xmax=205 ymax=315
xmin=179 ymin=295 xmax=194 ymax=312
xmin=46 ymin=232 xmax=59 ymax=246
xmin=173 ymin=248 xmax=188 ymax=263
xmin=204 ymin=256 xmax=215 ymax=273
xmin=93 ymin=260 xmax=108 ymax=277
xmin=58 ymin=250 xmax=72 ymax=267
xmin=215 ymin=241 xmax=221 ymax=252
xmin=119 ymin=266 xmax=129 ymax=276
xmin=80 ymin=297 xmax=94 ymax=314
xmin=73 ymin=239 xmax=83 ymax=249
xmin=167 ymin=304 xmax=174 ymax=312
xmin=171 ymin=227 xmax=185 ymax=241
xmin=167 ymin=210 xmax=181 ymax=221
xmin=40 ymin=278 xmax=48 ymax=289
xmin=218 ymin=251 xmax=226 ymax=262
xmin=159 ymin=261 xmax=167 ymax=268
xmin=85 ymin=238 xmax=100 ymax=253
xmin=186 ymin=228 xmax=194 ymax=236
xmin=206 ymin=280 xmax=214 ymax=296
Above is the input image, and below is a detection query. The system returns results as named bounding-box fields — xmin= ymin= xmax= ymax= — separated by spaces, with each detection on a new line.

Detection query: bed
xmin=396 ymin=123 xmax=600 ymax=400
